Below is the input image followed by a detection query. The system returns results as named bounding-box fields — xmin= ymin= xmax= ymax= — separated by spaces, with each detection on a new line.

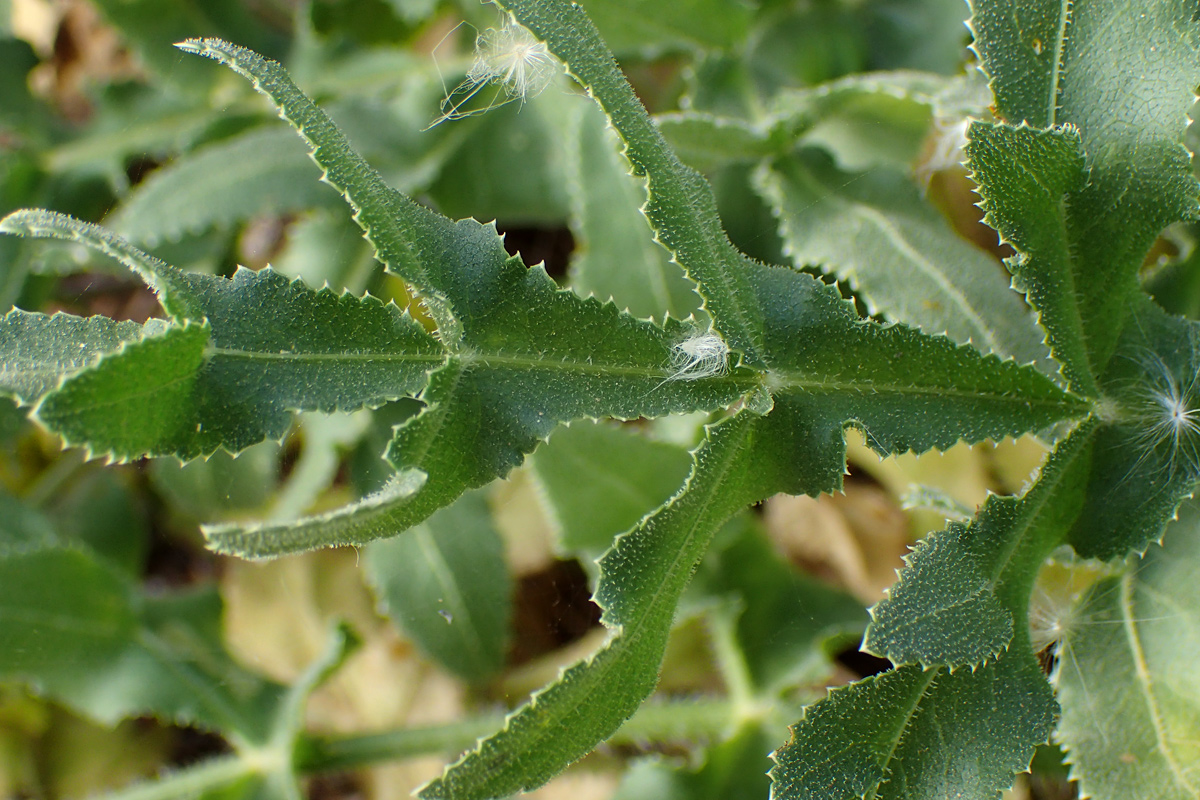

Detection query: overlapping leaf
xmin=755 ymin=148 xmax=1047 ymax=365
xmin=175 ymin=38 xmax=757 ymax=557
xmin=866 ymin=420 xmax=1094 ymax=668
xmin=364 ymin=490 xmax=511 ymax=684
xmin=769 ymin=650 xmax=1057 ymax=800
xmin=0 ymin=544 xmax=284 ymax=742
xmin=421 ymin=401 xmax=840 ymax=800
xmin=969 ymin=0 xmax=1200 ymax=381
xmin=0 ymin=210 xmax=444 ymax=461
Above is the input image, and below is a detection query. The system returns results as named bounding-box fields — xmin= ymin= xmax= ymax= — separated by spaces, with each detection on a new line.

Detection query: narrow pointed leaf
xmin=1054 ymin=502 xmax=1200 ymax=800
xmin=0 ymin=309 xmax=163 ymax=404
xmin=1 ymin=209 xmax=204 ymax=319
xmin=205 ymin=273 xmax=754 ymax=556
xmin=770 ymin=651 xmax=1057 ymax=800
xmin=866 ymin=421 xmax=1094 ymax=667
xmin=755 ymin=149 xmax=1047 ymax=364
xmin=494 ymin=0 xmax=769 ymax=365
xmin=421 ymin=405 xmax=826 ymax=799
xmin=175 ymin=37 xmax=485 ymax=339
xmin=4 ymin=212 xmax=445 ymax=460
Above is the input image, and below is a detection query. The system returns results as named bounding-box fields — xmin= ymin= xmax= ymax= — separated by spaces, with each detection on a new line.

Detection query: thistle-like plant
xmin=0 ymin=1 xmax=1198 ymax=799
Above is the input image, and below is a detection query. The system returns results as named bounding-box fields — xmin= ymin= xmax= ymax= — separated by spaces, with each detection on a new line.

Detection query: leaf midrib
xmin=1121 ymin=571 xmax=1200 ymax=798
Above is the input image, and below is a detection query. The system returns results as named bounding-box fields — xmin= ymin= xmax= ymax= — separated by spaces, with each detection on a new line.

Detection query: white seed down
xmin=665 ymin=332 xmax=730 ymax=382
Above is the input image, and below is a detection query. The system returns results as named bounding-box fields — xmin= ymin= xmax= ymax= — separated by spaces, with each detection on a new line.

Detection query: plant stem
xmin=296 ymin=697 xmax=740 ymax=774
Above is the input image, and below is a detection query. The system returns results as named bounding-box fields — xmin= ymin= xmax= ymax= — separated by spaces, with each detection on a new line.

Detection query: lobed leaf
xmin=769 ymin=651 xmax=1057 ymax=800
xmin=969 ymin=0 xmax=1200 ymax=378
xmin=751 ymin=262 xmax=1085 ymax=492
xmin=421 ymin=403 xmax=832 ymax=799
xmin=0 ymin=309 xmax=164 ymax=405
xmin=966 ymin=122 xmax=1093 ymax=393
xmin=866 ymin=421 xmax=1094 ymax=667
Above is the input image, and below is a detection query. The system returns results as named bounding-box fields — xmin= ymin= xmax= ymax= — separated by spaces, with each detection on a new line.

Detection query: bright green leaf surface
xmin=756 ymin=149 xmax=1047 ymax=364
xmin=866 ymin=422 xmax=1094 ymax=667
xmin=1055 ymin=502 xmax=1200 ymax=800
xmin=109 ymin=127 xmax=340 ymax=245
xmin=0 ymin=546 xmax=283 ymax=740
xmin=365 ymin=491 xmax=511 ymax=683
xmin=0 ymin=309 xmax=162 ymax=405
xmin=770 ymin=650 xmax=1057 ymax=800
xmin=565 ymin=103 xmax=700 ymax=321
xmin=531 ymin=420 xmax=693 ymax=554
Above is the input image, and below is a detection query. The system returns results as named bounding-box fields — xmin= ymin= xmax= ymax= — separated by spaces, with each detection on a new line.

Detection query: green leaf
xmin=866 ymin=421 xmax=1094 ymax=667
xmin=612 ymin=724 xmax=775 ymax=800
xmin=427 ymin=93 xmax=571 ymax=226
xmin=770 ymin=651 xmax=1057 ymax=800
xmin=755 ymin=148 xmax=1048 ymax=365
xmin=652 ymin=112 xmax=776 ymax=172
xmin=1069 ymin=300 xmax=1200 ymax=559
xmin=696 ymin=521 xmax=867 ymax=692
xmin=1054 ymin=501 xmax=1200 ymax=800
xmin=566 ymin=102 xmax=700 ymax=321
xmin=204 ymin=286 xmax=755 ymax=557
xmin=577 ymin=0 xmax=753 ymax=54
xmin=3 ymin=211 xmax=445 ymax=460
xmin=966 ymin=122 xmax=1094 ymax=392
xmin=108 ymin=127 xmax=341 ymax=245
xmin=419 ymin=407 xmax=807 ymax=799
xmin=750 ymin=263 xmax=1085 ymax=491
xmin=969 ymin=0 xmax=1200 ymax=377
xmin=0 ymin=309 xmax=163 ymax=405
xmin=966 ymin=0 xmax=1069 ymax=129
xmin=1 ymin=209 xmax=205 ymax=319
xmin=492 ymin=0 xmax=770 ymax=365
xmin=175 ymin=37 xmax=468 ymax=336
xmin=364 ymin=490 xmax=511 ymax=683
xmin=0 ymin=545 xmax=284 ymax=740
xmin=35 ymin=322 xmax=213 ymax=461
xmin=530 ymin=420 xmax=693 ymax=554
